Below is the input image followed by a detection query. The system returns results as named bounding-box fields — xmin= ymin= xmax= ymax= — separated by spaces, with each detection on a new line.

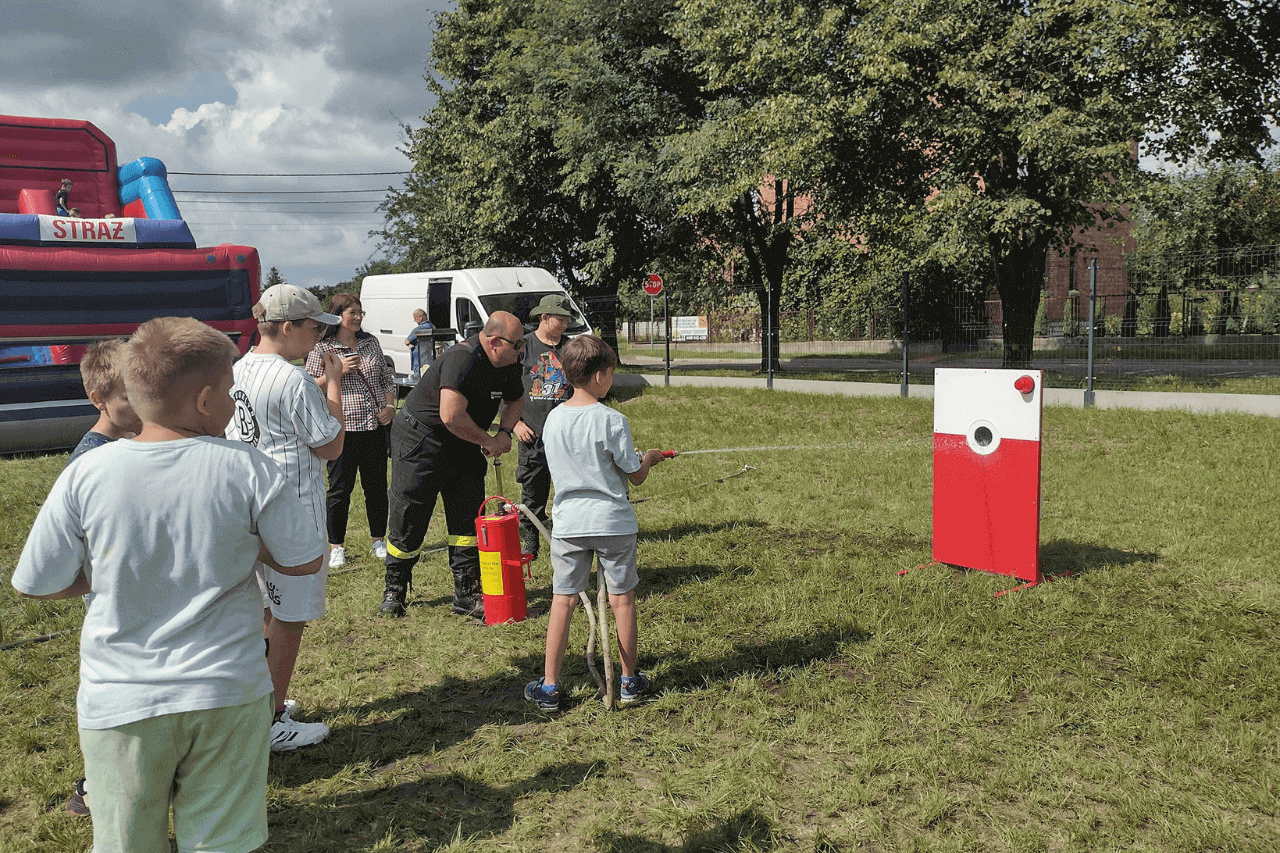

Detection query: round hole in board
xmin=974 ymin=426 xmax=993 ymax=447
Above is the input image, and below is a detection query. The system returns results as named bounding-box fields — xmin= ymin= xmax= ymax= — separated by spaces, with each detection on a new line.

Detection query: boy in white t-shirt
xmin=12 ymin=317 xmax=325 ymax=853
xmin=524 ymin=335 xmax=668 ymax=714
xmin=225 ymin=284 xmax=345 ymax=750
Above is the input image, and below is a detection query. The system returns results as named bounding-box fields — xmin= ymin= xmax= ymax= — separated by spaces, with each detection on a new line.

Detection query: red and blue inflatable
xmin=0 ymin=114 xmax=261 ymax=452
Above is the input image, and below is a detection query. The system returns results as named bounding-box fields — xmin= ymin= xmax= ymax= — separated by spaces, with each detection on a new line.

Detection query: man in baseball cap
xmin=514 ymin=293 xmax=576 ymax=560
xmin=254 ymin=284 xmax=342 ymax=326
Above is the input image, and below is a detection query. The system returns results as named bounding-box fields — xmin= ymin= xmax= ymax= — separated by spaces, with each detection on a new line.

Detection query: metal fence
xmin=619 ymin=245 xmax=1280 ymax=392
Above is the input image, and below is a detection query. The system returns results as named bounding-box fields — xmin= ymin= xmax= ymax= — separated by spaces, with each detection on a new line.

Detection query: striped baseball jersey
xmin=225 ymin=351 xmax=342 ymax=542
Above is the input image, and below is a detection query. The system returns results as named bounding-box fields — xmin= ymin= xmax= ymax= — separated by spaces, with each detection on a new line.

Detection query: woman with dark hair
xmin=306 ymin=293 xmax=396 ymax=567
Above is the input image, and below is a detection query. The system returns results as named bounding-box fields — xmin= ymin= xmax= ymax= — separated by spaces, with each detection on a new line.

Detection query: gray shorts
xmin=550 ymin=534 xmax=639 ymax=596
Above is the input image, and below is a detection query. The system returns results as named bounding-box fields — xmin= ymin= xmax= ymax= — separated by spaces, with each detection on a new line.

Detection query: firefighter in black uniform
xmin=380 ymin=312 xmax=525 ymax=619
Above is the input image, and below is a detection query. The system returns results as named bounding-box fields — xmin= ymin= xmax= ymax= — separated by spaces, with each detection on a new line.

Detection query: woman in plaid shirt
xmin=307 ymin=293 xmax=396 ymax=568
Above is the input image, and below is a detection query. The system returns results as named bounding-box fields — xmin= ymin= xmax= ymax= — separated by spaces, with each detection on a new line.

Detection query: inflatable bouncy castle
xmin=0 ymin=115 xmax=261 ymax=452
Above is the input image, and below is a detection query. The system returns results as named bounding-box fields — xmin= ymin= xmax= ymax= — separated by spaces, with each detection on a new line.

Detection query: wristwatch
xmin=497 ymin=426 xmax=514 ymax=437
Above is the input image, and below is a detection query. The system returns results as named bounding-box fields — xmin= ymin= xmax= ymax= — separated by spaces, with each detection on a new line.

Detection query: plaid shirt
xmin=306 ymin=335 xmax=394 ymax=432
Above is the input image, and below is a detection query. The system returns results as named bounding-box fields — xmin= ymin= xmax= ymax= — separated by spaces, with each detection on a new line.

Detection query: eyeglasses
xmin=494 ymin=335 xmax=526 ymax=350
xmin=344 ymin=310 xmax=365 ymax=317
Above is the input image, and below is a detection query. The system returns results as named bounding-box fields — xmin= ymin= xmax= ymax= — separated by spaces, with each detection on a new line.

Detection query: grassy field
xmin=2 ymin=386 xmax=1278 ymax=852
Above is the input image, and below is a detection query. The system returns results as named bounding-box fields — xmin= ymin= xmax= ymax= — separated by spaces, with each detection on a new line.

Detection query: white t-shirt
xmin=544 ymin=403 xmax=643 ymax=537
xmin=225 ymin=351 xmax=341 ymax=544
xmin=12 ymin=437 xmax=324 ymax=729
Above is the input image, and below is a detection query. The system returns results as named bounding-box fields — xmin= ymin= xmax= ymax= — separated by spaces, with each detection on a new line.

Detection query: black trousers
xmin=384 ymin=409 xmax=485 ymax=591
xmin=516 ymin=436 xmax=551 ymax=547
xmin=325 ymin=428 xmax=389 ymax=545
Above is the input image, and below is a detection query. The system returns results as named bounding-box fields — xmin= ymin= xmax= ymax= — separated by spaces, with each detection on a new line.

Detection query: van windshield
xmin=479 ymin=291 xmax=589 ymax=333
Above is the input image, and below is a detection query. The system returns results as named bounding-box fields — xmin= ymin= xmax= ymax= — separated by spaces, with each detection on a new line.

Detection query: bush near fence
xmin=620 ymin=245 xmax=1280 ymax=386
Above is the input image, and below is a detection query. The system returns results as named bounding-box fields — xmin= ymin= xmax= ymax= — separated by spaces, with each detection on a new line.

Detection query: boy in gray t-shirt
xmin=524 ymin=335 xmax=668 ymax=714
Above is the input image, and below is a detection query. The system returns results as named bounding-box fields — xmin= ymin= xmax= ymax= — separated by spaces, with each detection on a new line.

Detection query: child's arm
xmin=314 ymin=351 xmax=347 ymax=461
xmin=20 ymin=569 xmax=90 ymax=599
xmin=257 ymin=544 xmax=324 ymax=576
xmin=626 ymin=449 xmax=667 ymax=486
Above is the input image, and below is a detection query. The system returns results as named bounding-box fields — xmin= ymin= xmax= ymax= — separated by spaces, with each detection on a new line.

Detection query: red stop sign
xmin=643 ymin=274 xmax=664 ymax=296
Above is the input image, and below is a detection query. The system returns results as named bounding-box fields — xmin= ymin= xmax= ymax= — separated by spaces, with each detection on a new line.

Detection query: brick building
xmin=1042 ymin=212 xmax=1134 ymax=332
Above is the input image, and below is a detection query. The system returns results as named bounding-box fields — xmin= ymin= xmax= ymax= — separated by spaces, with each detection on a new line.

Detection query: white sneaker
xmin=371 ymin=539 xmax=388 ymax=561
xmin=328 ymin=545 xmax=346 ymax=569
xmin=270 ymin=708 xmax=329 ymax=752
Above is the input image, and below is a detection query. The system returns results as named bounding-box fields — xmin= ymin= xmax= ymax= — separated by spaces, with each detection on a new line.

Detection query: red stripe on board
xmin=932 ymin=433 xmax=1041 ymax=583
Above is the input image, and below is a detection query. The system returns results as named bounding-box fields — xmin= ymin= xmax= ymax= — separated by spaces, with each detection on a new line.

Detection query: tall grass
xmin=1 ymin=388 xmax=1277 ymax=852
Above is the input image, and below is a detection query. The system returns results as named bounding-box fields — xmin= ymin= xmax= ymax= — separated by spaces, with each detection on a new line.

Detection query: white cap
xmin=257 ymin=284 xmax=341 ymax=325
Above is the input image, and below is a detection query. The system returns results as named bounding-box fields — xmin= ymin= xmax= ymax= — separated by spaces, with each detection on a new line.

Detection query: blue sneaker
xmin=620 ymin=672 xmax=651 ymax=705
xmin=524 ymin=677 xmax=560 ymax=713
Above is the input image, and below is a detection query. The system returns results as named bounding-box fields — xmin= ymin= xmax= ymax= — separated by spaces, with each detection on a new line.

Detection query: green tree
xmin=665 ymin=0 xmax=861 ymax=368
xmin=676 ymin=0 xmax=1280 ymax=367
xmin=387 ymin=0 xmax=833 ymax=369
xmin=264 ymin=266 xmax=286 ymax=288
xmin=381 ymin=0 xmax=713 ymax=355
xmin=1127 ymin=158 xmax=1280 ymax=336
xmin=1132 ymin=157 xmax=1280 ymax=259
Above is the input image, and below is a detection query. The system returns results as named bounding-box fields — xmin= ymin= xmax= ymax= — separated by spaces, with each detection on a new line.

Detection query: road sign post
xmin=642 ymin=275 xmax=668 ymax=383
xmin=664 ymin=292 xmax=670 ymax=386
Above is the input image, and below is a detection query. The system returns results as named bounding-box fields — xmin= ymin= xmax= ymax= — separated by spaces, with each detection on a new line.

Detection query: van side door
xmin=427 ymin=278 xmax=452 ymax=330
xmin=455 ymin=297 xmax=484 ymax=340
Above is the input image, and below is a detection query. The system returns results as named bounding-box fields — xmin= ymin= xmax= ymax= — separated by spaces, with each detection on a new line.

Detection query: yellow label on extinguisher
xmin=479 ymin=549 xmax=504 ymax=596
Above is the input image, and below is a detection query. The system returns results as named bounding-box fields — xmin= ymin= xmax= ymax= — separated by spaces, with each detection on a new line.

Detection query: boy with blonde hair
xmin=68 ymin=339 xmax=143 ymax=463
xmin=524 ymin=334 xmax=667 ymax=713
xmin=13 ymin=316 xmax=325 ymax=853
xmin=64 ymin=339 xmax=144 ymax=816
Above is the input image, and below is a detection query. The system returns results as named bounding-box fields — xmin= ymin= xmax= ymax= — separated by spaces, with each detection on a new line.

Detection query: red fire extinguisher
xmin=475 ymin=496 xmax=531 ymax=625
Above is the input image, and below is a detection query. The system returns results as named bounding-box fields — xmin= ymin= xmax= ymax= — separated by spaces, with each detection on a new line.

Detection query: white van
xmin=360 ymin=266 xmax=591 ymax=380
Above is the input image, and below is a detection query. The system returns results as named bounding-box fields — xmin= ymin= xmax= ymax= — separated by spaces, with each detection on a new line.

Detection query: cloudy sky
xmin=3 ymin=0 xmax=452 ymax=291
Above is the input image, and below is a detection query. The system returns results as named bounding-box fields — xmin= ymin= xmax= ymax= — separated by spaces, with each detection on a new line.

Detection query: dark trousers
xmin=325 ymin=428 xmax=389 ymax=545
xmin=516 ymin=437 xmax=551 ymax=549
xmin=384 ymin=410 xmax=485 ymax=593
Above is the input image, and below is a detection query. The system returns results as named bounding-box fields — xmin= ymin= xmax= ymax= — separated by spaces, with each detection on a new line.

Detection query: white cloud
xmin=1 ymin=0 xmax=447 ymax=290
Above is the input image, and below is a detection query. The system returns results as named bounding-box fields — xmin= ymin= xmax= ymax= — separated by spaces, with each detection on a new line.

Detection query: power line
xmin=184 ymin=216 xmax=385 ymax=221
xmin=177 ymin=199 xmax=385 ymax=205
xmin=184 ymin=223 xmax=385 ymax=229
xmin=172 ymin=189 xmax=391 ymax=195
xmin=168 ymin=170 xmax=408 ymax=177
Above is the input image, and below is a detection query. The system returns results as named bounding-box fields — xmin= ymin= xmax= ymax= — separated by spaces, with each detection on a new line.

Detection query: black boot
xmin=379 ymin=587 xmax=406 ymax=618
xmin=450 ymin=566 xmax=485 ymax=620
xmin=519 ymin=523 xmax=540 ymax=560
xmin=379 ymin=562 xmax=412 ymax=618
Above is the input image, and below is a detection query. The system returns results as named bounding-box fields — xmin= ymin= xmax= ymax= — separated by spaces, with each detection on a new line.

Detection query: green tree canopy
xmin=1133 ymin=157 xmax=1280 ymax=259
xmin=676 ymin=0 xmax=1280 ymax=365
xmin=381 ymin=0 xmax=718 ymax=353
xmin=384 ymin=0 xmax=1279 ymax=366
xmin=385 ymin=0 xmax=842 ymax=366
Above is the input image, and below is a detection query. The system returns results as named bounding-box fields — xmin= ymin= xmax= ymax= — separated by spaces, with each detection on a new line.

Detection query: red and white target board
xmin=932 ymin=368 xmax=1043 ymax=590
